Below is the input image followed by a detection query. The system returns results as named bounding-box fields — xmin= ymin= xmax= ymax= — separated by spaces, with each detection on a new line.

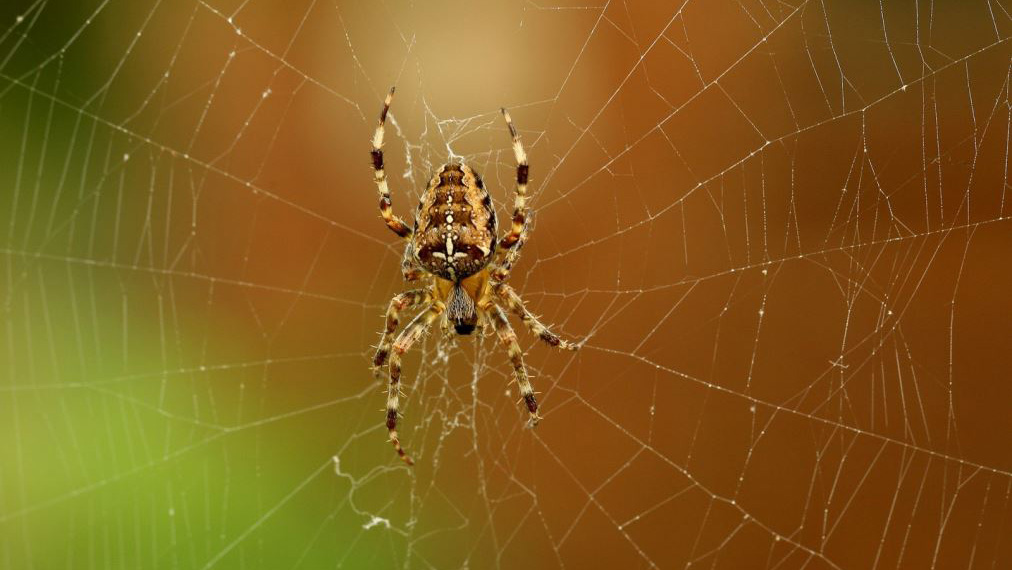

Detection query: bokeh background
xmin=2 ymin=0 xmax=1011 ymax=568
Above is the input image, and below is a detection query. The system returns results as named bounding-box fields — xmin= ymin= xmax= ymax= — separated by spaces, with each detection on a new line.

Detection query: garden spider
xmin=369 ymin=87 xmax=578 ymax=465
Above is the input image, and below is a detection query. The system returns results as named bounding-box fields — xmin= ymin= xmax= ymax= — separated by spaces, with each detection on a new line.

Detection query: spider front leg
xmin=485 ymin=304 xmax=542 ymax=426
xmin=371 ymin=87 xmax=412 ymax=239
xmin=498 ymin=108 xmax=529 ymax=252
xmin=493 ymin=283 xmax=579 ymax=351
xmin=386 ymin=301 xmax=445 ymax=465
xmin=372 ymin=288 xmax=433 ymax=378
xmin=489 ymin=219 xmax=527 ymax=282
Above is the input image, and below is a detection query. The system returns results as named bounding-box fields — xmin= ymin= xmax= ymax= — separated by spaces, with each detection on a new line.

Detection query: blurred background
xmin=1 ymin=0 xmax=1011 ymax=568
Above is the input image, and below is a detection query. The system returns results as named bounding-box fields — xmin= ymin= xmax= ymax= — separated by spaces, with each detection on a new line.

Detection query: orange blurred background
xmin=1 ymin=0 xmax=1011 ymax=568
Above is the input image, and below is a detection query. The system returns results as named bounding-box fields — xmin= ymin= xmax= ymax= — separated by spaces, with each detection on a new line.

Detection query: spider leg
xmin=493 ymin=283 xmax=579 ymax=351
xmin=485 ymin=303 xmax=541 ymax=426
xmin=386 ymin=301 xmax=445 ymax=465
xmin=372 ymin=87 xmax=412 ymax=239
xmin=490 ymin=218 xmax=528 ymax=282
xmin=372 ymin=288 xmax=433 ymax=378
xmin=497 ymin=108 xmax=528 ymax=252
xmin=401 ymin=241 xmax=423 ymax=281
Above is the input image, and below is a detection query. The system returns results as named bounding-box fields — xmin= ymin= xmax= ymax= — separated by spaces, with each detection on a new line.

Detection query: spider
xmin=368 ymin=87 xmax=579 ymax=465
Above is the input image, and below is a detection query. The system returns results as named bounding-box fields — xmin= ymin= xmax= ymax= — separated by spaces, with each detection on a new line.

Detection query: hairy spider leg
xmin=490 ymin=218 xmax=527 ymax=282
xmin=386 ymin=301 xmax=445 ymax=465
xmin=371 ymin=87 xmax=412 ymax=239
xmin=493 ymin=283 xmax=579 ymax=351
xmin=400 ymin=241 xmax=423 ymax=281
xmin=497 ymin=108 xmax=529 ymax=253
xmin=372 ymin=289 xmax=433 ymax=378
xmin=486 ymin=304 xmax=541 ymax=426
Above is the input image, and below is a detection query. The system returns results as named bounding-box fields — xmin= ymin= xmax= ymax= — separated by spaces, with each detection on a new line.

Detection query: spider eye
xmin=454 ymin=323 xmax=476 ymax=335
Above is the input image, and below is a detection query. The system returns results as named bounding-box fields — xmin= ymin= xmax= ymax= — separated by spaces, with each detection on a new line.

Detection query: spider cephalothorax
xmin=368 ymin=87 xmax=578 ymax=465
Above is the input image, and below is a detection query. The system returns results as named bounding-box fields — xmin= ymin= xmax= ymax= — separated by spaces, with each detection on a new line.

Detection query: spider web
xmin=2 ymin=0 xmax=1012 ymax=568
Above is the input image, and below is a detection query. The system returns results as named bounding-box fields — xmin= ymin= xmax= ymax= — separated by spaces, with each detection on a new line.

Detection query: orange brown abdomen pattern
xmin=412 ymin=164 xmax=497 ymax=281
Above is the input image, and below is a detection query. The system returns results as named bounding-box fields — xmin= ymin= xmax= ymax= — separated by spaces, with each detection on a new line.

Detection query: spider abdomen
xmin=412 ymin=163 xmax=497 ymax=281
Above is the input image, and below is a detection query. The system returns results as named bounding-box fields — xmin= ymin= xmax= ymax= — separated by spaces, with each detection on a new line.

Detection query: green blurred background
xmin=2 ymin=0 xmax=1011 ymax=568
